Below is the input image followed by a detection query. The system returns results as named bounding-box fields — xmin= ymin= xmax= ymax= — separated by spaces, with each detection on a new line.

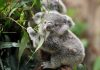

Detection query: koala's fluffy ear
xmin=64 ymin=15 xmax=75 ymax=28
xmin=32 ymin=12 xmax=45 ymax=24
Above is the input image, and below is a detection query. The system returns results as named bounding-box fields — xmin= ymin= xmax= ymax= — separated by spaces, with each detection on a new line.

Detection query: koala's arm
xmin=27 ymin=27 xmax=39 ymax=48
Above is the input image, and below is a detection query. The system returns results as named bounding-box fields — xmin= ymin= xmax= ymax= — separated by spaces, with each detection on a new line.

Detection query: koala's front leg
xmin=27 ymin=27 xmax=39 ymax=48
xmin=42 ymin=55 xmax=61 ymax=69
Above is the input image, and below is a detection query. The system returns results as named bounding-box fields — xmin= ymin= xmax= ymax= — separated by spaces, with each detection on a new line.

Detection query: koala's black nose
xmin=43 ymin=21 xmax=52 ymax=31
xmin=46 ymin=25 xmax=52 ymax=31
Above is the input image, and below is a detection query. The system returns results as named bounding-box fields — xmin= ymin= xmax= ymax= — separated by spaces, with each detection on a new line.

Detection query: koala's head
xmin=41 ymin=0 xmax=66 ymax=13
xmin=33 ymin=11 xmax=75 ymax=35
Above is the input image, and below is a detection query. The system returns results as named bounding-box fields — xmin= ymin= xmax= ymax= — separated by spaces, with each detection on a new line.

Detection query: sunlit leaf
xmin=19 ymin=11 xmax=25 ymax=24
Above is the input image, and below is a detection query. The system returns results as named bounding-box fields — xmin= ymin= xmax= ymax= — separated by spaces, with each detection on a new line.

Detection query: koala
xmin=27 ymin=11 xmax=85 ymax=69
xmin=41 ymin=0 xmax=67 ymax=14
xmin=28 ymin=0 xmax=67 ymax=29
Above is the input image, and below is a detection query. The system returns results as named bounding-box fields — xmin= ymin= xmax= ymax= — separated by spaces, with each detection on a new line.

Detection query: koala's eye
xmin=45 ymin=21 xmax=52 ymax=24
xmin=64 ymin=19 xmax=72 ymax=27
xmin=44 ymin=21 xmax=46 ymax=24
xmin=36 ymin=15 xmax=40 ymax=18
xmin=48 ymin=21 xmax=52 ymax=24
xmin=55 ymin=23 xmax=58 ymax=26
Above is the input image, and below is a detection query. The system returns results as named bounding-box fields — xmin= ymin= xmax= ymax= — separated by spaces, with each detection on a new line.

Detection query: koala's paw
xmin=42 ymin=62 xmax=51 ymax=69
xmin=27 ymin=27 xmax=36 ymax=34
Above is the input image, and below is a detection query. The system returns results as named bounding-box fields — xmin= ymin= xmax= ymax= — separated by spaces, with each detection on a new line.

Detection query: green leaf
xmin=93 ymin=57 xmax=100 ymax=70
xmin=0 ymin=0 xmax=5 ymax=10
xmin=19 ymin=11 xmax=25 ymax=24
xmin=18 ymin=31 xmax=29 ymax=62
xmin=35 ymin=0 xmax=41 ymax=8
xmin=32 ymin=0 xmax=39 ymax=7
xmin=9 ymin=7 xmax=18 ymax=17
xmin=0 ymin=42 xmax=18 ymax=48
xmin=32 ymin=0 xmax=42 ymax=11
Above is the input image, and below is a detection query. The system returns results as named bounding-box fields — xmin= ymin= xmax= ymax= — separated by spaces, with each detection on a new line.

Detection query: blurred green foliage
xmin=67 ymin=8 xmax=77 ymax=17
xmin=0 ymin=0 xmax=41 ymax=70
xmin=93 ymin=57 xmax=100 ymax=70
xmin=71 ymin=20 xmax=87 ymax=37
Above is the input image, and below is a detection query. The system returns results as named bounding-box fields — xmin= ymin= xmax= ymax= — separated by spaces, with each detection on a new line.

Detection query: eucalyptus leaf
xmin=19 ymin=11 xmax=25 ymax=24
xmin=9 ymin=8 xmax=18 ymax=17
xmin=18 ymin=31 xmax=29 ymax=62
xmin=0 ymin=0 xmax=5 ymax=10
xmin=0 ymin=42 xmax=18 ymax=48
